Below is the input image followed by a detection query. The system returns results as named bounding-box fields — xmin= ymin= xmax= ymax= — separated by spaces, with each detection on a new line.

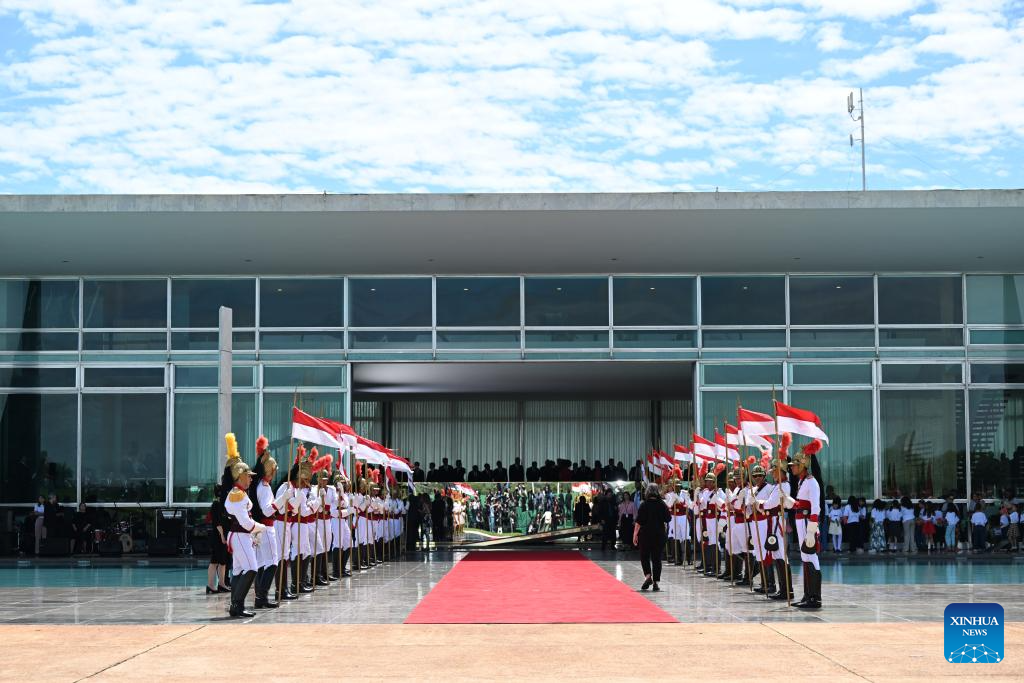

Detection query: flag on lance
xmin=692 ymin=434 xmax=717 ymax=461
xmin=673 ymin=443 xmax=693 ymax=462
xmin=714 ymin=429 xmax=740 ymax=462
xmin=292 ymin=407 xmax=345 ymax=449
xmin=738 ymin=407 xmax=776 ymax=439
xmin=655 ymin=450 xmax=674 ymax=470
xmin=353 ymin=435 xmax=390 ymax=465
xmin=320 ymin=417 xmax=358 ymax=450
xmin=646 ymin=452 xmax=666 ymax=476
xmin=774 ymin=400 xmax=829 ymax=444
xmin=727 ymin=420 xmax=773 ymax=450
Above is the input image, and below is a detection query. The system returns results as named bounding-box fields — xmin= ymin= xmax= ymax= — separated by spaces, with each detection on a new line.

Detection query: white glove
xmin=806 ymin=520 xmax=819 ymax=537
xmin=274 ymin=486 xmax=291 ymax=511
xmin=782 ymin=493 xmax=796 ymax=509
xmin=308 ymin=497 xmax=321 ymax=513
xmin=290 ymin=491 xmax=303 ymax=510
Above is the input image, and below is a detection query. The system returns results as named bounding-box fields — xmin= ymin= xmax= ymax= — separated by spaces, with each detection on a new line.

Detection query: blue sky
xmin=0 ymin=0 xmax=1021 ymax=193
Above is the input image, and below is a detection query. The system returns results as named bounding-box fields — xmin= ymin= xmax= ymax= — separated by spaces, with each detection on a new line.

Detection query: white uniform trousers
xmin=356 ymin=516 xmax=371 ymax=545
xmin=702 ymin=517 xmax=718 ymax=545
xmin=255 ymin=523 xmax=279 ymax=569
xmin=669 ymin=514 xmax=690 ymax=541
xmin=227 ymin=531 xmax=258 ymax=576
xmin=750 ymin=518 xmax=769 ymax=562
xmin=729 ymin=517 xmax=748 ymax=554
xmin=796 ymin=517 xmax=820 ymax=569
xmin=293 ymin=522 xmax=314 ymax=559
xmin=338 ymin=517 xmax=353 ymax=549
xmin=330 ymin=518 xmax=341 ymax=550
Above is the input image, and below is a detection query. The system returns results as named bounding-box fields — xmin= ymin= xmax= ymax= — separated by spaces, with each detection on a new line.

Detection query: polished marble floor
xmin=0 ymin=549 xmax=1020 ymax=625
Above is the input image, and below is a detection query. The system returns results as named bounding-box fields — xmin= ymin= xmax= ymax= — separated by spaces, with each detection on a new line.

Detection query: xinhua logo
xmin=944 ymin=603 xmax=1004 ymax=663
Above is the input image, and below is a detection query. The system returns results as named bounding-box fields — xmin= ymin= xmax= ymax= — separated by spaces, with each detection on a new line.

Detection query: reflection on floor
xmin=0 ymin=549 xmax=1021 ymax=625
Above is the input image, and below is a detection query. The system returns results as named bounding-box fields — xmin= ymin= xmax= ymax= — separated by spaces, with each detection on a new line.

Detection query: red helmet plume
xmin=312 ymin=455 xmax=333 ymax=473
xmin=255 ymin=434 xmax=268 ymax=455
xmin=802 ymin=439 xmax=823 ymax=456
xmin=295 ymin=444 xmax=307 ymax=465
xmin=713 ymin=462 xmax=725 ymax=475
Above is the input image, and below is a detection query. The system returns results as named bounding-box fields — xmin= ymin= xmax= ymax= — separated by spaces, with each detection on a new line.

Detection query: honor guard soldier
xmin=354 ymin=478 xmax=373 ymax=569
xmin=291 ymin=451 xmax=316 ymax=593
xmin=221 ymin=433 xmax=266 ymax=618
xmin=335 ymin=473 xmax=354 ymax=577
xmin=783 ymin=439 xmax=824 ymax=609
xmin=312 ymin=462 xmax=334 ymax=586
xmin=274 ymin=458 xmax=300 ymax=601
xmin=699 ymin=471 xmax=719 ymax=576
xmin=763 ymin=447 xmax=794 ymax=601
xmin=665 ymin=481 xmax=691 ymax=566
xmin=251 ymin=435 xmax=291 ymax=609
xmin=748 ymin=462 xmax=775 ymax=596
xmin=729 ymin=467 xmax=752 ymax=586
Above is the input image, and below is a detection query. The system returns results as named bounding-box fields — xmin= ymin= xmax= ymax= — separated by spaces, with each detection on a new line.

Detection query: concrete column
xmin=218 ymin=306 xmax=233 ymax=464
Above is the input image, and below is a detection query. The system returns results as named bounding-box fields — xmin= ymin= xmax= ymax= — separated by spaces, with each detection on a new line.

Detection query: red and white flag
xmin=775 ymin=400 xmax=829 ymax=444
xmin=646 ymin=453 xmax=666 ymax=475
xmin=692 ymin=434 xmax=717 ymax=461
xmin=292 ymin=407 xmax=345 ymax=449
xmin=384 ymin=448 xmax=413 ymax=475
xmin=321 ymin=418 xmax=358 ymax=450
xmin=673 ymin=444 xmax=693 ymax=463
xmin=353 ymin=435 xmax=390 ymax=465
xmin=728 ymin=420 xmax=773 ymax=450
xmin=714 ymin=430 xmax=740 ymax=462
xmin=738 ymin=407 xmax=776 ymax=439
xmin=655 ymin=450 xmax=674 ymax=471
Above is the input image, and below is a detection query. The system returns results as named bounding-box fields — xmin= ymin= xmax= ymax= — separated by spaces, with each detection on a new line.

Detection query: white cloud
xmin=815 ymin=22 xmax=863 ymax=52
xmin=822 ymin=45 xmax=918 ymax=81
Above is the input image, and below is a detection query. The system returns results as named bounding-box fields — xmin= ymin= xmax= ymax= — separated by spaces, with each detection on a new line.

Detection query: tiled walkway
xmin=0 ymin=550 xmax=1021 ymax=625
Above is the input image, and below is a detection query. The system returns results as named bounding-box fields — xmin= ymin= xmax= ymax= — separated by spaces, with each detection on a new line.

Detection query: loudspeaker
xmin=97 ymin=540 xmax=123 ymax=557
xmin=147 ymin=537 xmax=179 ymax=557
xmin=39 ymin=537 xmax=72 ymax=556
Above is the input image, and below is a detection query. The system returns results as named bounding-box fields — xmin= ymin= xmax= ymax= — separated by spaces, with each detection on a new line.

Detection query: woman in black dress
xmin=207 ymin=485 xmax=230 ymax=594
xmin=633 ymin=483 xmax=671 ymax=591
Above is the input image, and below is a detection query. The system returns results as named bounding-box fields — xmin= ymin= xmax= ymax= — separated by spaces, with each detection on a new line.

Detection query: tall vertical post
xmin=218 ymin=306 xmax=233 ymax=461
xmin=859 ymin=88 xmax=866 ymax=192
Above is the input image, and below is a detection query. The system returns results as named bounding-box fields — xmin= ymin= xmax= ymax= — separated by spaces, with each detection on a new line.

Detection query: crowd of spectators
xmin=412 ymin=458 xmax=635 ymax=483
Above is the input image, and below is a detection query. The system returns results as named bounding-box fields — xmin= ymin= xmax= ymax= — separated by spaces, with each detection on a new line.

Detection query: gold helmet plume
xmin=225 ymin=432 xmax=253 ymax=481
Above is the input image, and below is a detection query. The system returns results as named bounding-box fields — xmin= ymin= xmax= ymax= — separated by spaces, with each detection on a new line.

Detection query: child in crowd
xmin=828 ymin=496 xmax=844 ymax=552
xmin=970 ymin=506 xmax=989 ymax=552
xmin=869 ymin=499 xmax=887 ymax=553
xmin=921 ymin=502 xmax=937 ymax=553
xmin=1009 ymin=503 xmax=1020 ymax=553
xmin=885 ymin=500 xmax=902 ymax=551
xmin=944 ymin=505 xmax=960 ymax=553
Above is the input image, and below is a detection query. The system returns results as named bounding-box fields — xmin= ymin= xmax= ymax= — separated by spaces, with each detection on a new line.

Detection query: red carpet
xmin=404 ymin=550 xmax=677 ymax=624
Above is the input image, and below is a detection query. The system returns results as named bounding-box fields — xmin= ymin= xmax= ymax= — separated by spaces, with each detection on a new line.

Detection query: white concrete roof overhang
xmin=1 ymin=190 xmax=1022 ymax=276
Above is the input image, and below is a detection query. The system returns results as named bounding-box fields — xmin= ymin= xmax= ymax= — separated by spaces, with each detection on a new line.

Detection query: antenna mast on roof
xmin=848 ymin=88 xmax=866 ymax=191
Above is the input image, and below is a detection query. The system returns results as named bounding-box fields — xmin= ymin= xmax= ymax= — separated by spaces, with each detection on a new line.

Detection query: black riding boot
xmin=717 ymin=552 xmax=731 ymax=579
xmin=277 ymin=560 xmax=297 ymax=600
xmin=229 ymin=570 xmax=257 ymax=618
xmin=253 ymin=567 xmax=267 ymax=608
xmin=298 ymin=557 xmax=313 ymax=593
xmin=674 ymin=541 xmax=683 ymax=566
xmin=734 ymin=554 xmax=751 ymax=586
xmin=769 ymin=558 xmax=793 ymax=600
xmin=797 ymin=565 xmax=822 ymax=609
xmin=793 ymin=562 xmax=812 ymax=606
xmin=329 ymin=549 xmax=340 ymax=580
xmin=341 ymin=548 xmax=353 ymax=577
xmin=257 ymin=567 xmax=279 ymax=608
xmin=755 ymin=560 xmax=775 ymax=594
xmin=360 ymin=545 xmax=370 ymax=569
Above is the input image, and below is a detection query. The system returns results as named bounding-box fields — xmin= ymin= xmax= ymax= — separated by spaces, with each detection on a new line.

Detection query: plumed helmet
xmin=229 ymin=458 xmax=254 ymax=481
xmin=224 ymin=433 xmax=252 ymax=480
xmin=703 ymin=472 xmax=716 ymax=483
xmin=750 ymin=464 xmax=766 ymax=477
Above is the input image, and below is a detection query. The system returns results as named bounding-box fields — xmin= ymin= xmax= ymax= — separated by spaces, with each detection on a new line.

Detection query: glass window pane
xmin=702 ymin=329 xmax=785 ymax=348
xmin=969 ymin=389 xmax=1024 ymax=496
xmin=969 ymin=330 xmax=1024 ymax=345
xmin=790 ymin=390 xmax=873 ymax=497
xmin=173 ymin=393 xmax=256 ymax=503
xmin=171 ymin=331 xmax=256 ymax=351
xmin=789 ymin=329 xmax=875 ymax=348
xmin=525 ymin=330 xmax=608 ymax=349
xmin=263 ymin=392 xmax=345 ymax=455
xmin=880 ymin=389 xmax=965 ymax=498
xmin=971 ymin=363 xmax=1024 ymax=384
xmin=171 ymin=279 xmax=255 ymax=328
xmin=700 ymin=390 xmax=772 ymax=436
xmin=82 ymin=393 xmax=167 ymax=503
xmin=0 ymin=279 xmax=78 ymax=328
xmin=84 ymin=367 xmax=164 ymax=388
xmin=349 ymin=278 xmax=431 ymax=327
xmin=0 ymin=393 xmax=78 ymax=503
xmin=437 ymin=331 xmax=520 ymax=349
xmin=791 ymin=364 xmax=872 ymax=385
xmin=260 ymin=278 xmax=344 ymax=327
xmin=174 ymin=366 xmax=255 ymax=388
xmin=879 ymin=328 xmax=963 ymax=347
xmin=613 ymin=330 xmax=695 ymax=349
xmin=789 ymin=276 xmax=874 ymax=325
xmin=966 ymin=275 xmax=1024 ymax=325
xmin=263 ymin=365 xmax=345 ymax=387
xmin=436 ymin=278 xmax=519 ymax=327
xmin=0 ymin=332 xmax=77 ymax=352
xmin=700 ymin=276 xmax=784 ymax=326
xmin=613 ymin=277 xmax=695 ymax=326
xmin=0 ymin=367 xmax=76 ymax=388
xmin=524 ymin=278 xmax=608 ymax=326
xmin=348 ymin=330 xmax=431 ymax=349
xmin=83 ymin=279 xmax=167 ymax=328
xmin=882 ymin=364 xmax=962 ymax=384
xmin=702 ymin=363 xmax=782 ymax=386
xmin=83 ymin=331 xmax=167 ymax=351
xmin=878 ymin=276 xmax=962 ymax=324
xmin=260 ymin=331 xmax=345 ymax=350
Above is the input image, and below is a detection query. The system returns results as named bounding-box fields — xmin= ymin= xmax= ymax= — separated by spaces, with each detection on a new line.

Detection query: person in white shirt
xmin=828 ymin=497 xmax=844 ymax=552
xmin=900 ymin=497 xmax=916 ymax=553
xmin=944 ymin=506 xmax=960 ymax=552
xmin=885 ymin=501 xmax=902 ymax=551
xmin=869 ymin=499 xmax=887 ymax=553
xmin=970 ymin=507 xmax=989 ymax=552
xmin=1008 ymin=504 xmax=1020 ymax=553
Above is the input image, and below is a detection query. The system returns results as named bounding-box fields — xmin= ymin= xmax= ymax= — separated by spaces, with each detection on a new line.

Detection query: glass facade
xmin=1 ymin=272 xmax=1021 ymax=504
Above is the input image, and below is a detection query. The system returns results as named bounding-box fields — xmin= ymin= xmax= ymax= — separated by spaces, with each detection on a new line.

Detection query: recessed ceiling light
xmin=649 ymin=287 xmax=656 ymax=291
xmin=835 ymin=285 xmax=842 ymax=289
xmin=276 ymin=288 xmax=283 ymax=293
xmin=370 ymin=288 xmax=376 ymax=292
xmin=742 ymin=286 xmax=748 ymax=291
xmin=556 ymin=287 xmax=562 ymax=291
xmin=463 ymin=288 xmax=470 ymax=292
